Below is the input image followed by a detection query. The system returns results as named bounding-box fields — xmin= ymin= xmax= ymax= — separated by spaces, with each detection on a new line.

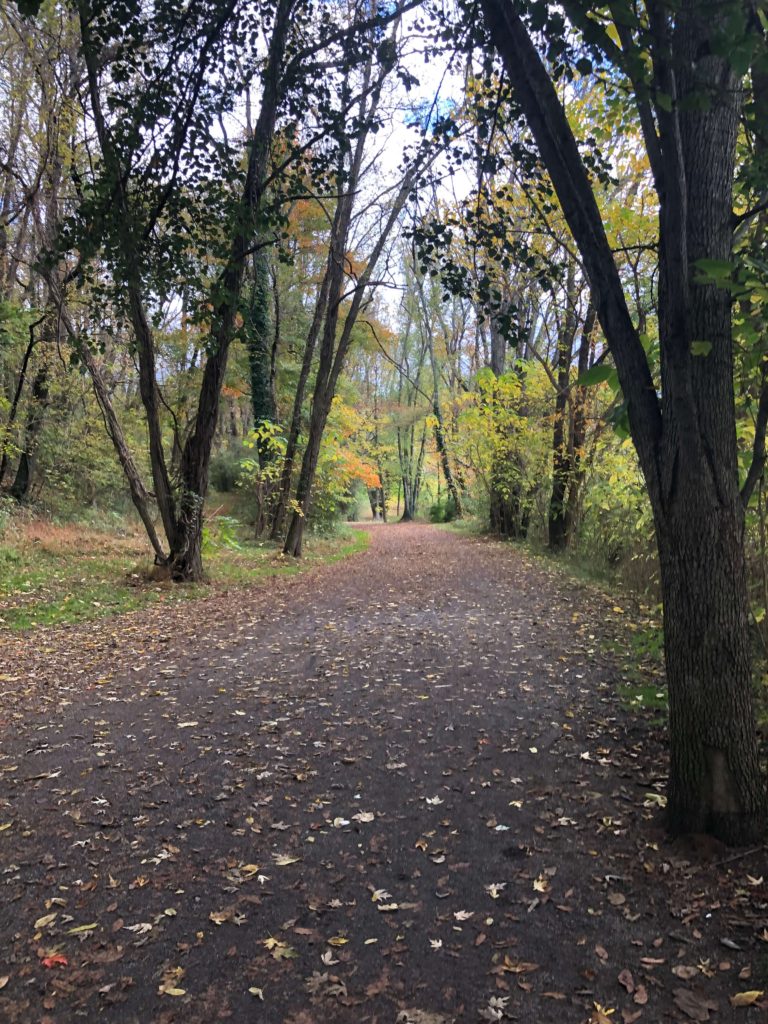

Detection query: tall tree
xmin=479 ymin=0 xmax=768 ymax=842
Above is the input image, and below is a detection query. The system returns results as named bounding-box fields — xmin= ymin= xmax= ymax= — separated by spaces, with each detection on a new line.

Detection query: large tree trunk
xmin=658 ymin=497 xmax=762 ymax=843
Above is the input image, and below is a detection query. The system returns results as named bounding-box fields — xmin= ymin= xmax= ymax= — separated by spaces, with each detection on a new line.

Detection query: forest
xmin=0 ymin=1 xmax=767 ymax=1019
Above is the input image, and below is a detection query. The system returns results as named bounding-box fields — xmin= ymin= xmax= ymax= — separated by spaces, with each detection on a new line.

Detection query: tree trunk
xmin=549 ymin=267 xmax=581 ymax=550
xmin=368 ymin=486 xmax=385 ymax=521
xmin=489 ymin=469 xmax=530 ymax=539
xmin=283 ymin=391 xmax=332 ymax=557
xmin=10 ymin=360 xmax=48 ymax=502
xmin=563 ymin=304 xmax=595 ymax=546
xmin=0 ymin=318 xmax=39 ymax=489
xmin=658 ymin=495 xmax=763 ymax=843
xmin=282 ymin=67 xmax=430 ymax=555
xmin=548 ymin=343 xmax=572 ymax=550
xmin=270 ymin=246 xmax=333 ymax=541
xmin=246 ymin=246 xmax=277 ymax=467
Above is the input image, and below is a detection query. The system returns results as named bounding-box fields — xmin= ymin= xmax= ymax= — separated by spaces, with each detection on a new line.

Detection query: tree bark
xmin=246 ymin=246 xmax=277 ymax=468
xmin=563 ymin=303 xmax=596 ymax=545
xmin=269 ymin=231 xmax=334 ymax=541
xmin=10 ymin=361 xmax=48 ymax=502
xmin=548 ymin=265 xmax=580 ymax=550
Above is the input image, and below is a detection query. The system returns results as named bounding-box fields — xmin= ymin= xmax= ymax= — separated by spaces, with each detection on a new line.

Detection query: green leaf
xmin=691 ymin=340 xmax=712 ymax=357
xmin=577 ymin=364 xmax=617 ymax=387
xmin=693 ymin=258 xmax=734 ymax=284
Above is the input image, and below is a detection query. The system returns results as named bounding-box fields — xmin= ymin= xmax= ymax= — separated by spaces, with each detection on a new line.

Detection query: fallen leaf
xmin=618 ymin=969 xmax=634 ymax=993
xmin=493 ymin=956 xmax=539 ymax=975
xmin=729 ymin=990 xmax=764 ymax=1008
xmin=672 ymin=988 xmax=719 ymax=1021
xmin=41 ymin=954 xmax=68 ymax=969
xmin=672 ymin=966 xmax=699 ymax=981
xmin=589 ymin=1003 xmax=615 ymax=1024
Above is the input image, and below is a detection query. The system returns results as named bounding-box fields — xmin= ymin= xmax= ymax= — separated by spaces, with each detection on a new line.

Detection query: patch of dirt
xmin=0 ymin=523 xmax=765 ymax=1023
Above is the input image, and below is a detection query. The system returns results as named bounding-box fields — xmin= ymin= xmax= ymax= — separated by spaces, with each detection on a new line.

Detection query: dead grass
xmin=11 ymin=518 xmax=147 ymax=558
xmin=0 ymin=510 xmax=368 ymax=631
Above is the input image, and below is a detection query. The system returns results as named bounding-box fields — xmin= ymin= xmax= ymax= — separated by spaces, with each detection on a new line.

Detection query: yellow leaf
xmin=0 ymin=823 xmax=13 ymax=832
xmin=248 ymin=987 xmax=264 ymax=1000
xmin=271 ymin=944 xmax=297 ymax=960
xmin=34 ymin=913 xmax=58 ymax=930
xmin=589 ymin=1004 xmax=615 ymax=1024
xmin=67 ymin=923 xmax=97 ymax=934
xmin=328 ymin=936 xmax=349 ymax=946
xmin=729 ymin=991 xmax=764 ymax=1007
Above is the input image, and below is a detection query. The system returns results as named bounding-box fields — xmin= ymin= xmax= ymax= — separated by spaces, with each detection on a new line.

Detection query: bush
xmin=429 ymin=496 xmax=458 ymax=523
xmin=208 ymin=448 xmax=245 ymax=492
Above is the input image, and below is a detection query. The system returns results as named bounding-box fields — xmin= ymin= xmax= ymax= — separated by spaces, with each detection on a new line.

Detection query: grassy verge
xmin=0 ymin=513 xmax=369 ymax=632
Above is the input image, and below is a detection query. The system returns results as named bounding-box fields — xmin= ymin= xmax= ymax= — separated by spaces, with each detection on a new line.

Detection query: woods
xmin=1 ymin=0 xmax=767 ymax=850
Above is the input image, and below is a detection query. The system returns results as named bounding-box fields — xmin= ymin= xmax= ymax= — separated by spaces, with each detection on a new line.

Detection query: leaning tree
xmin=474 ymin=0 xmax=767 ymax=842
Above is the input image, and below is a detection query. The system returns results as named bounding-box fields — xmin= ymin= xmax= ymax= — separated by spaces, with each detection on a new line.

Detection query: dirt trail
xmin=0 ymin=523 xmax=764 ymax=1023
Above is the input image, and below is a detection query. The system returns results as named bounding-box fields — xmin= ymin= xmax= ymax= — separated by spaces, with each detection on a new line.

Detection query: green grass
xmin=0 ymin=516 xmax=369 ymax=632
xmin=432 ymin=516 xmax=485 ymax=536
xmin=617 ymin=679 xmax=668 ymax=715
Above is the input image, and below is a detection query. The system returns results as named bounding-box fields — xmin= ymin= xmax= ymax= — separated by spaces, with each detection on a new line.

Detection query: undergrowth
xmin=0 ymin=509 xmax=369 ymax=632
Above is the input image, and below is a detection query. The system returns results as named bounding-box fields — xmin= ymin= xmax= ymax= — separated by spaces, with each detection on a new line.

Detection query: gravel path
xmin=0 ymin=523 xmax=765 ymax=1023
